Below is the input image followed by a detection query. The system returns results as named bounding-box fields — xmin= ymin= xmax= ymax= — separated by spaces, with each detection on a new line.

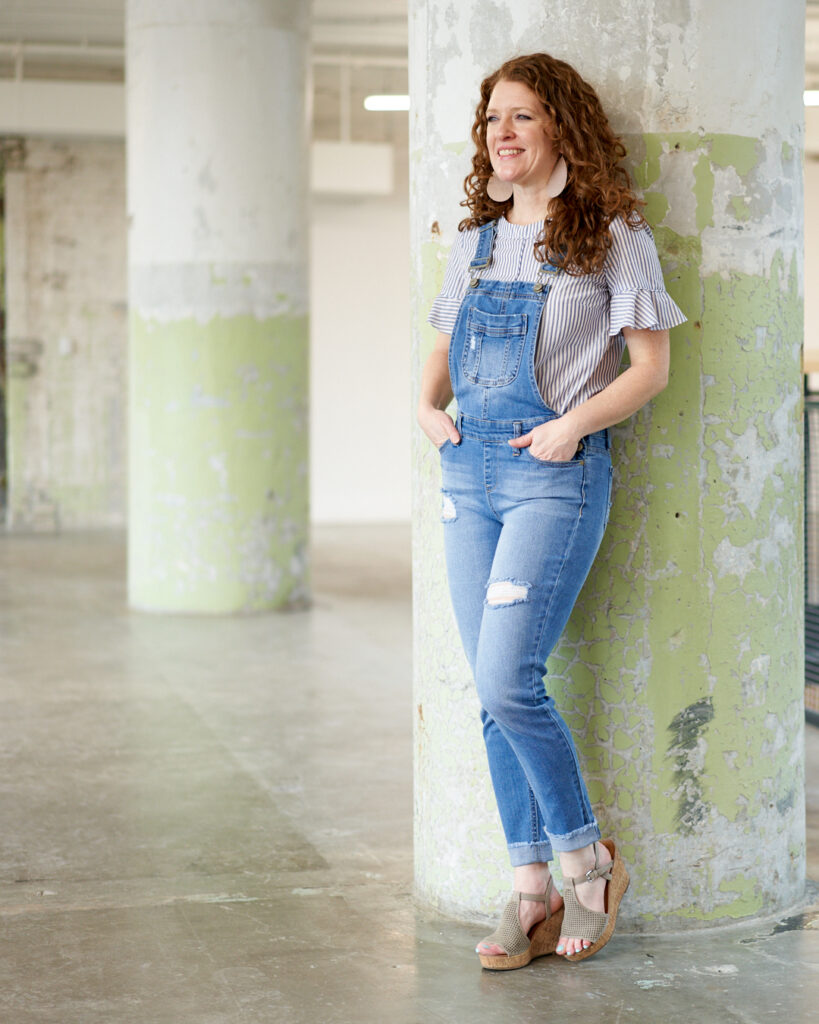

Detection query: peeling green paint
xmin=659 ymin=882 xmax=763 ymax=923
xmin=710 ymin=135 xmax=758 ymax=176
xmin=642 ymin=191 xmax=669 ymax=225
xmin=543 ymin=130 xmax=804 ymax=926
xmin=128 ymin=311 xmax=309 ymax=613
xmin=730 ymin=195 xmax=751 ymax=221
xmin=634 ymin=132 xmax=762 ymax=187
xmin=693 ymin=154 xmax=714 ymax=230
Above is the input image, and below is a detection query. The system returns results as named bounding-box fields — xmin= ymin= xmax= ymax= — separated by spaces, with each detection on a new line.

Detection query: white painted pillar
xmin=126 ymin=0 xmax=310 ymax=612
xmin=410 ymin=0 xmax=806 ymax=928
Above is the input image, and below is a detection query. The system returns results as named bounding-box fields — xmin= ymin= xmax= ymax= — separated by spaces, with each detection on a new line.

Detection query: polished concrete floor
xmin=1 ymin=525 xmax=818 ymax=1024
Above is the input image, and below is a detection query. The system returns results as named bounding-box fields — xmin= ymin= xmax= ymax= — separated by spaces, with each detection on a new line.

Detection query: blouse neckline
xmin=499 ymin=216 xmax=545 ymax=238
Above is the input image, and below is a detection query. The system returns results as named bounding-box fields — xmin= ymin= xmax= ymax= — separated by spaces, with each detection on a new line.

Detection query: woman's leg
xmin=444 ymin=490 xmax=564 ymax=957
xmin=441 ymin=438 xmax=615 ymax=958
xmin=473 ymin=498 xmax=606 ymax=845
xmin=473 ymin=444 xmax=613 ymax=955
xmin=440 ymin=443 xmax=552 ymax=866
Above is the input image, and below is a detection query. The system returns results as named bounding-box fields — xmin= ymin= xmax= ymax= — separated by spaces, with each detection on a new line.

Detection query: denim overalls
xmin=439 ymin=218 xmax=612 ymax=864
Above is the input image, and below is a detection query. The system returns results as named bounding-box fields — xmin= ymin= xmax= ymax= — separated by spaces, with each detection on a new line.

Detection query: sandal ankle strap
xmin=516 ymin=874 xmax=555 ymax=903
xmin=567 ymin=842 xmax=613 ymax=886
xmin=570 ymin=863 xmax=612 ymax=885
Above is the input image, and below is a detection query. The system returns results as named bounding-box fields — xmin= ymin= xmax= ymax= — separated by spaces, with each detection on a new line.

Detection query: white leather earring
xmin=545 ymin=155 xmax=568 ymax=198
xmin=486 ymin=174 xmax=513 ymax=202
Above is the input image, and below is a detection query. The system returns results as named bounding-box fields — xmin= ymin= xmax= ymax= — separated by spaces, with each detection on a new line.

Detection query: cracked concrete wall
xmin=126 ymin=0 xmax=310 ymax=612
xmin=410 ymin=0 xmax=805 ymax=929
xmin=4 ymin=139 xmax=127 ymax=530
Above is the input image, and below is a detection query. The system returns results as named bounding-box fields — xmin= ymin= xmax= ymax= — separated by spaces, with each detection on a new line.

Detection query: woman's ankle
xmin=512 ymin=861 xmax=551 ymax=892
xmin=558 ymin=842 xmax=603 ymax=880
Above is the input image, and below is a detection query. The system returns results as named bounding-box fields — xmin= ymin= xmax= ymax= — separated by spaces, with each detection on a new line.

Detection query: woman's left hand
xmin=508 ymin=418 xmax=582 ymax=462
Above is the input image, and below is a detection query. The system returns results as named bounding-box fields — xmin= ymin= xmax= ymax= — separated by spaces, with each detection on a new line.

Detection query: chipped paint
xmin=128 ymin=312 xmax=309 ymax=613
xmin=667 ymin=698 xmax=715 ymax=834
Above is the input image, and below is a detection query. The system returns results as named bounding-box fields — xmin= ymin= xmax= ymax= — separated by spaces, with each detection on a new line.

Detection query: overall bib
xmin=439 ymin=218 xmax=612 ymax=864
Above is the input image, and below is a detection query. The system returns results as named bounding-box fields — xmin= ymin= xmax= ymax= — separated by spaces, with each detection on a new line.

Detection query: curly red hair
xmin=460 ymin=52 xmax=644 ymax=276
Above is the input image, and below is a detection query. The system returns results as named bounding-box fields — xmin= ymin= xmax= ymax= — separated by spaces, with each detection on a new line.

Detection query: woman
xmin=417 ymin=53 xmax=686 ymax=968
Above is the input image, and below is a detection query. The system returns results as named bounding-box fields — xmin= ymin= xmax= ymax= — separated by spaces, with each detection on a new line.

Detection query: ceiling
xmin=0 ymin=1 xmax=409 ymax=145
xmin=1 ymin=2 xmax=818 ymax=139
xmin=0 ymin=0 xmax=407 ymax=50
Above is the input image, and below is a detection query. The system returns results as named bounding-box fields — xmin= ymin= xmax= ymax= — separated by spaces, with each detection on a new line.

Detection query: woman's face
xmin=485 ymin=79 xmax=559 ymax=191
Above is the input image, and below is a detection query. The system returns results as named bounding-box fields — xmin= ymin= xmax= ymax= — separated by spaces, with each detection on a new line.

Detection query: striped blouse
xmin=428 ymin=215 xmax=686 ymax=415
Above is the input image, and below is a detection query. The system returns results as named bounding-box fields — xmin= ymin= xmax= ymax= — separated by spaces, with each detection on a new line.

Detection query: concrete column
xmin=126 ymin=0 xmax=309 ymax=612
xmin=410 ymin=0 xmax=805 ymax=929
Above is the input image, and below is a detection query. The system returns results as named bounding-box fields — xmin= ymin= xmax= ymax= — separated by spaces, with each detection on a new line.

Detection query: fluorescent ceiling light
xmin=364 ymin=94 xmax=410 ymax=111
xmin=805 ymin=91 xmax=819 ymax=106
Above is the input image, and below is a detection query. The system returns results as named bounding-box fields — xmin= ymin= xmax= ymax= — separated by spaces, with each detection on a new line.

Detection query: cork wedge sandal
xmin=477 ymin=877 xmax=565 ymax=971
xmin=559 ymin=838 xmax=629 ymax=963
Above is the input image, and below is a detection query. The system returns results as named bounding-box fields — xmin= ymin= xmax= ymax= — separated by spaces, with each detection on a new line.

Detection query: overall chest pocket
xmin=461 ymin=307 xmax=528 ymax=387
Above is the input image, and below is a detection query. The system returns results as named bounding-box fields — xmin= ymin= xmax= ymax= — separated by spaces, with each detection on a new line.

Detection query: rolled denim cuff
xmin=508 ymin=840 xmax=554 ymax=866
xmin=547 ymin=822 xmax=601 ymax=853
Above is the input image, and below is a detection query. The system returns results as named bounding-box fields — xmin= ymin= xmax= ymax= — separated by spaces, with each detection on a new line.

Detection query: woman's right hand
xmin=417 ymin=402 xmax=461 ymax=449
xmin=417 ymin=332 xmax=461 ymax=449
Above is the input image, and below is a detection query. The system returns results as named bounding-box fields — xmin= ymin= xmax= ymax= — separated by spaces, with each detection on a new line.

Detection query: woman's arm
xmin=417 ymin=331 xmax=462 ymax=447
xmin=508 ymin=326 xmax=670 ymax=461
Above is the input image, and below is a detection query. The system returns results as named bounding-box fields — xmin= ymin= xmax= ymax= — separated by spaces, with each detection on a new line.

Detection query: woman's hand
xmin=418 ymin=402 xmax=461 ymax=449
xmin=508 ymin=417 xmax=582 ymax=462
xmin=508 ymin=328 xmax=670 ymax=460
xmin=418 ymin=331 xmax=461 ymax=449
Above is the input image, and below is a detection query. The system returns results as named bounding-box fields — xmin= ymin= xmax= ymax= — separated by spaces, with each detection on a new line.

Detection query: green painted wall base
xmin=128 ymin=311 xmax=309 ymax=613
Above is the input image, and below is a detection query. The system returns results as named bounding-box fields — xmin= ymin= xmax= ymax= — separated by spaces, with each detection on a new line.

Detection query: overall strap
xmin=538 ymin=237 xmax=565 ymax=277
xmin=534 ymin=251 xmax=560 ymax=291
xmin=468 ymin=219 xmax=499 ymax=271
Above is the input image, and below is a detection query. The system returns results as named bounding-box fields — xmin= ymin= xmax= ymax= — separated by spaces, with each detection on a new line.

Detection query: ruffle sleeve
xmin=604 ymin=217 xmax=687 ymax=337
xmin=608 ymin=286 xmax=687 ymax=336
xmin=427 ymin=227 xmax=479 ymax=334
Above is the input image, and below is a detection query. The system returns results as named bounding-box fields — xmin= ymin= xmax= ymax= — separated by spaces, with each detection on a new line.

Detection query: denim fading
xmin=439 ymin=217 xmax=612 ymax=866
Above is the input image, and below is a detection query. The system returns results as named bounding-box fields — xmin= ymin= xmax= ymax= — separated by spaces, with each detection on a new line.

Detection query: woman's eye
xmin=516 ymin=114 xmax=532 ymax=120
xmin=487 ymin=115 xmax=498 ymax=122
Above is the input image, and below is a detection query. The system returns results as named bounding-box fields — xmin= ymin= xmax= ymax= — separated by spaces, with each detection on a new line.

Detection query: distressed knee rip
xmin=485 ymin=579 xmax=530 ymax=607
xmin=441 ymin=491 xmax=457 ymax=522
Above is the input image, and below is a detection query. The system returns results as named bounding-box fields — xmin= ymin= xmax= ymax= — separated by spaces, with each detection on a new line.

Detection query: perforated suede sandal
xmin=477 ymin=877 xmax=565 ymax=971
xmin=559 ymin=838 xmax=629 ymax=963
